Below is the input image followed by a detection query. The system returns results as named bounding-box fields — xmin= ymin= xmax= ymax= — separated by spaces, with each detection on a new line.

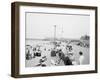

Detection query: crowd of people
xmin=25 ymin=41 xmax=84 ymax=67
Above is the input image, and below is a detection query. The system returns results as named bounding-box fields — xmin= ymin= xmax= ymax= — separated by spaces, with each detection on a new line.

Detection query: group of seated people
xmin=26 ymin=45 xmax=42 ymax=60
xmin=51 ymin=45 xmax=84 ymax=66
xmin=51 ymin=48 xmax=74 ymax=65
xmin=26 ymin=42 xmax=84 ymax=67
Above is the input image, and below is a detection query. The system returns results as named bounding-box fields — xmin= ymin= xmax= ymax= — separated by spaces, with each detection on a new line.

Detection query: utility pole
xmin=54 ymin=25 xmax=56 ymax=45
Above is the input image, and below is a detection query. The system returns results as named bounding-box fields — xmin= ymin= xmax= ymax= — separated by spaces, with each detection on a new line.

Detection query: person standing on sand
xmin=78 ymin=51 xmax=84 ymax=65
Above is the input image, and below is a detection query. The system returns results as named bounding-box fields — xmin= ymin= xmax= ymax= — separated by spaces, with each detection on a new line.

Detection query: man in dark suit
xmin=63 ymin=54 xmax=72 ymax=65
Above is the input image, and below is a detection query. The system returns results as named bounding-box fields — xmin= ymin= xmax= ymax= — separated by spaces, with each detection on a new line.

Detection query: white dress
xmin=79 ymin=56 xmax=84 ymax=65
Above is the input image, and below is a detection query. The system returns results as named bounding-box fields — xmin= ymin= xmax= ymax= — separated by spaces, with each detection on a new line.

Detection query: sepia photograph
xmin=25 ymin=12 xmax=90 ymax=67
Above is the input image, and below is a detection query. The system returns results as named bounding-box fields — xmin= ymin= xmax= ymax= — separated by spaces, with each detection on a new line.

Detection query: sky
xmin=26 ymin=12 xmax=90 ymax=39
